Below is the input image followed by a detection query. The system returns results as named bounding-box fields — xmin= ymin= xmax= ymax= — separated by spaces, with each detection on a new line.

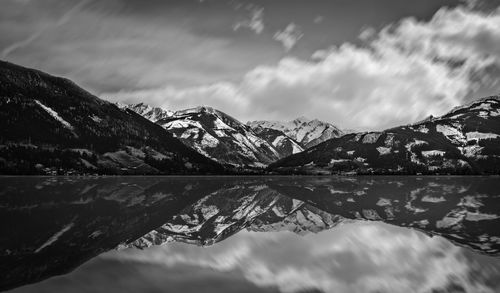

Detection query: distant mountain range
xmin=125 ymin=103 xmax=282 ymax=167
xmin=270 ymin=96 xmax=500 ymax=175
xmin=1 ymin=60 xmax=499 ymax=175
xmin=124 ymin=103 xmax=342 ymax=167
xmin=248 ymin=117 xmax=343 ymax=149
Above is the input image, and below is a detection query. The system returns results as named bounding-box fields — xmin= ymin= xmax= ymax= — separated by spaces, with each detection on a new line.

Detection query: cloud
xmin=460 ymin=0 xmax=497 ymax=10
xmin=106 ymin=5 xmax=500 ymax=130
xmin=233 ymin=6 xmax=264 ymax=35
xmin=313 ymin=15 xmax=324 ymax=24
xmin=273 ymin=23 xmax=303 ymax=52
xmin=104 ymin=82 xmax=247 ymax=114
xmin=2 ymin=0 xmax=284 ymax=95
xmin=1 ymin=0 xmax=91 ymax=59
xmin=2 ymin=0 xmax=294 ymax=101
xmin=359 ymin=27 xmax=376 ymax=41
xmin=462 ymin=0 xmax=481 ymax=8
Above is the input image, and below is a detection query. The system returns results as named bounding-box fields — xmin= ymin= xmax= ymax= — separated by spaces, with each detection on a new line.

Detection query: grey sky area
xmin=2 ymin=0 xmax=499 ymax=130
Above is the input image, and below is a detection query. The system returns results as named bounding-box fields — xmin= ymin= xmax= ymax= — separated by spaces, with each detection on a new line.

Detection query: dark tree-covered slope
xmin=0 ymin=60 xmax=224 ymax=175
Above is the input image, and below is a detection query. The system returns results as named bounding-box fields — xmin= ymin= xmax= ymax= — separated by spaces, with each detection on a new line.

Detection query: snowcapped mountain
xmin=0 ymin=61 xmax=223 ymax=175
xmin=126 ymin=104 xmax=283 ymax=167
xmin=123 ymin=102 xmax=174 ymax=122
xmin=270 ymin=96 xmax=500 ymax=175
xmin=248 ymin=116 xmax=343 ymax=149
xmin=250 ymin=126 xmax=304 ymax=157
xmin=3 ymin=59 xmax=498 ymax=176
xmin=125 ymin=105 xmax=347 ymax=165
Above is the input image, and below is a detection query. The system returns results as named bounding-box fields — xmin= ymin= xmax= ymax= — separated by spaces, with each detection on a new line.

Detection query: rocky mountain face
xmin=240 ymin=125 xmax=304 ymax=158
xmin=126 ymin=102 xmax=344 ymax=165
xmin=270 ymin=96 xmax=500 ymax=175
xmin=248 ymin=117 xmax=344 ymax=149
xmin=0 ymin=61 xmax=223 ymax=175
xmin=126 ymin=104 xmax=284 ymax=167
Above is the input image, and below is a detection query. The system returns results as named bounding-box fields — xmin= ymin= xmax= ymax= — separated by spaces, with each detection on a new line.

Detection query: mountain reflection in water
xmin=1 ymin=176 xmax=499 ymax=293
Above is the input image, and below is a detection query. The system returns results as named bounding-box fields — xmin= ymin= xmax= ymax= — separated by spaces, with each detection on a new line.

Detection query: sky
xmin=1 ymin=0 xmax=500 ymax=130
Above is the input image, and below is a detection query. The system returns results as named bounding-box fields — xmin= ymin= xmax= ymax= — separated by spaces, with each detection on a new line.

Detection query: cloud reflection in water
xmin=103 ymin=221 xmax=500 ymax=293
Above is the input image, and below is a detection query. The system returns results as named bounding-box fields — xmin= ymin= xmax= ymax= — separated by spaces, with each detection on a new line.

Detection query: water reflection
xmin=1 ymin=176 xmax=499 ymax=292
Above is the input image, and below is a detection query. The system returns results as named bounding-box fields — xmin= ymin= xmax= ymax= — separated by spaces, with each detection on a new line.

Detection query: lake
xmin=1 ymin=176 xmax=499 ymax=293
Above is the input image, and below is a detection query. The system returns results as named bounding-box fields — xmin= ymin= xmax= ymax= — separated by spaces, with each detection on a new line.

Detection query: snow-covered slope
xmin=124 ymin=105 xmax=345 ymax=165
xmin=125 ymin=103 xmax=173 ymax=122
xmin=250 ymin=126 xmax=304 ymax=157
xmin=126 ymin=104 xmax=283 ymax=167
xmin=270 ymin=96 xmax=500 ymax=175
xmin=248 ymin=116 xmax=343 ymax=149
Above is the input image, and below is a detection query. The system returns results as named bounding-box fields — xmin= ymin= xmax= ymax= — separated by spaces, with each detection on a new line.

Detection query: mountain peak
xmin=195 ymin=105 xmax=216 ymax=114
xmin=174 ymin=105 xmax=219 ymax=117
xmin=446 ymin=95 xmax=500 ymax=117
xmin=270 ymin=94 xmax=500 ymax=175
xmin=248 ymin=118 xmax=343 ymax=148
xmin=124 ymin=103 xmax=173 ymax=123
xmin=128 ymin=103 xmax=281 ymax=167
xmin=293 ymin=116 xmax=310 ymax=123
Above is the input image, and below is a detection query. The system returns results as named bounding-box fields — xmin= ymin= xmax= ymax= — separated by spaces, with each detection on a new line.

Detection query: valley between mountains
xmin=1 ymin=60 xmax=499 ymax=175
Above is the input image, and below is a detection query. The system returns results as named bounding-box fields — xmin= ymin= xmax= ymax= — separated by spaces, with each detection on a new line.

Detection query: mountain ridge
xmin=248 ymin=116 xmax=344 ymax=149
xmin=125 ymin=103 xmax=283 ymax=167
xmin=1 ymin=60 xmax=500 ymax=175
xmin=126 ymin=102 xmax=344 ymax=165
xmin=0 ymin=60 xmax=224 ymax=175
xmin=270 ymin=95 xmax=500 ymax=175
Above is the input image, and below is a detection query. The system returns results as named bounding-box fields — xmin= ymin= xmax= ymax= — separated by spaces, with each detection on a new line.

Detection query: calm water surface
xmin=1 ymin=176 xmax=499 ymax=293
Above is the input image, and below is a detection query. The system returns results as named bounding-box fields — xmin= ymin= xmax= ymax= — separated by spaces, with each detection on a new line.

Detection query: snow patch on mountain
xmin=167 ymin=119 xmax=203 ymax=130
xmin=422 ymin=150 xmax=446 ymax=157
xmin=330 ymin=158 xmax=348 ymax=164
xmin=35 ymin=100 xmax=74 ymax=130
xmin=459 ymin=145 xmax=485 ymax=158
xmin=291 ymin=143 xmax=303 ymax=154
xmin=376 ymin=146 xmax=391 ymax=155
xmin=90 ymin=115 xmax=102 ymax=123
xmin=466 ymin=132 xmax=499 ymax=142
xmin=125 ymin=103 xmax=173 ymax=122
xmin=405 ymin=140 xmax=428 ymax=165
xmin=362 ymin=132 xmax=382 ymax=144
xmin=436 ymin=124 xmax=465 ymax=144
